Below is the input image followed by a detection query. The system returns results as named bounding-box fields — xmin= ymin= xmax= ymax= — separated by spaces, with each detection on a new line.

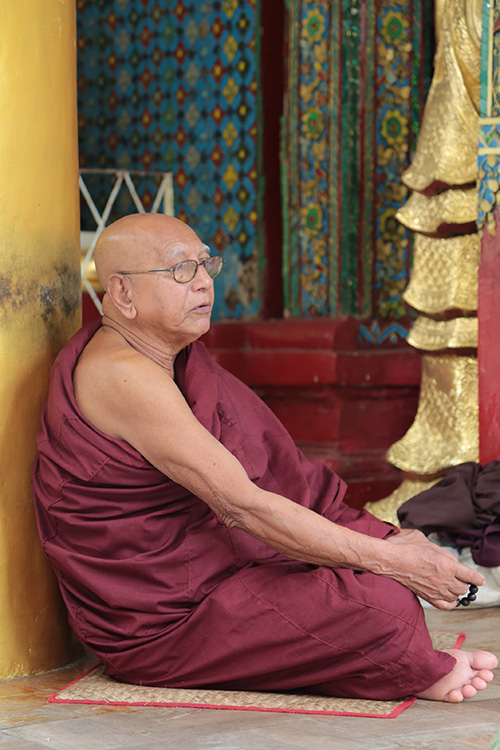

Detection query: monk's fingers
xmin=446 ymin=579 xmax=480 ymax=607
xmin=434 ymin=578 xmax=470 ymax=601
xmin=427 ymin=597 xmax=458 ymax=611
xmin=431 ymin=579 xmax=481 ymax=607
xmin=454 ymin=564 xmax=485 ymax=587
xmin=429 ymin=547 xmax=485 ymax=586
xmin=449 ymin=580 xmax=472 ymax=598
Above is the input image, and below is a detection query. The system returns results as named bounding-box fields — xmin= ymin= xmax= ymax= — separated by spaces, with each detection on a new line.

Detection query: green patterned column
xmin=282 ymin=0 xmax=433 ymax=325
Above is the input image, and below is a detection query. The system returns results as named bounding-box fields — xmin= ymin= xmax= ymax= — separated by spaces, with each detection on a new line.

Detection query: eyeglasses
xmin=118 ymin=256 xmax=224 ymax=284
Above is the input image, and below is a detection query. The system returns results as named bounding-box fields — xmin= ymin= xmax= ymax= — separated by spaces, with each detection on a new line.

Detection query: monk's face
xmin=127 ymin=228 xmax=215 ymax=349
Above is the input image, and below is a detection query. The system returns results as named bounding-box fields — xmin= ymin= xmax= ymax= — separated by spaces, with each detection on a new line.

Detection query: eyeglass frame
xmin=117 ymin=255 xmax=225 ymax=284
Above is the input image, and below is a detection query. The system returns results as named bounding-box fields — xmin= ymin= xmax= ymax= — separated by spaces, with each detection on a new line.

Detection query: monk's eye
xmin=171 ymin=260 xmax=198 ymax=283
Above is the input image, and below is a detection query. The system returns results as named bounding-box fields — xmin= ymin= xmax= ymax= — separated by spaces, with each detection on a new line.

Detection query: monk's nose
xmin=192 ymin=264 xmax=213 ymax=287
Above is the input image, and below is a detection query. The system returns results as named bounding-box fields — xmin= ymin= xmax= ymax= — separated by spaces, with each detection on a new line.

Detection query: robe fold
xmin=398 ymin=461 xmax=500 ymax=567
xmin=32 ymin=320 xmax=454 ymax=699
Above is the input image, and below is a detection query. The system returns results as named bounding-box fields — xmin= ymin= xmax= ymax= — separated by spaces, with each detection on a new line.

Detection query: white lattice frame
xmin=79 ymin=169 xmax=174 ymax=314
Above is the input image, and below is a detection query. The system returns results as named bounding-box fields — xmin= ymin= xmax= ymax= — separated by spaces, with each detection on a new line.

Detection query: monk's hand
xmin=384 ymin=530 xmax=485 ymax=610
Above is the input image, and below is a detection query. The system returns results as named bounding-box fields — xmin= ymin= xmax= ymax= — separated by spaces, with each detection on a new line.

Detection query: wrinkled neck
xmin=100 ymin=314 xmax=177 ymax=379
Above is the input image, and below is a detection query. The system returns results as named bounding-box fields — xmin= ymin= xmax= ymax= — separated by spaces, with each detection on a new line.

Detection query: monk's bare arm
xmin=74 ymin=340 xmax=484 ymax=610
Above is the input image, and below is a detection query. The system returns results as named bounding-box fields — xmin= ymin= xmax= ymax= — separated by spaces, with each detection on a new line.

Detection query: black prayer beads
xmin=456 ymin=584 xmax=479 ymax=607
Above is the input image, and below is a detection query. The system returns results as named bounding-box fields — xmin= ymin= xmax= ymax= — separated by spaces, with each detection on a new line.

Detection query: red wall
xmin=203 ymin=318 xmax=421 ymax=508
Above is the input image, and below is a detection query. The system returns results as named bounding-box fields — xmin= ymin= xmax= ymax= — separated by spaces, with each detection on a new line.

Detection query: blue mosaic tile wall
xmin=77 ymin=0 xmax=261 ymax=321
xmin=478 ymin=0 xmax=500 ymax=234
xmin=77 ymin=0 xmax=435 ymax=338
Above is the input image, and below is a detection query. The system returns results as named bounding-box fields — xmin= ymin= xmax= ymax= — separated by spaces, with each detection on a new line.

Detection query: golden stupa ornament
xmin=403 ymin=233 xmax=479 ymax=314
xmin=366 ymin=0 xmax=482 ymax=522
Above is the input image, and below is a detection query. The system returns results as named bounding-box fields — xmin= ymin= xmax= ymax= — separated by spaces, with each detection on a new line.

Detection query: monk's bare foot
xmin=415 ymin=650 xmax=498 ymax=703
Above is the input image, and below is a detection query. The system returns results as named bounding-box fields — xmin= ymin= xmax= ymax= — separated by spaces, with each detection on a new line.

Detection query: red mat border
xmin=48 ymin=631 xmax=466 ymax=719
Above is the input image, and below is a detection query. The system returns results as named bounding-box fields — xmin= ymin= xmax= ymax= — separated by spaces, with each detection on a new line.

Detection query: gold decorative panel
xmin=365 ymin=477 xmax=440 ymax=527
xmin=378 ymin=0 xmax=482 ymax=516
xmin=387 ymin=354 xmax=479 ymax=474
xmin=401 ymin=0 xmax=481 ymax=192
xmin=396 ymin=188 xmax=478 ymax=233
xmin=403 ymin=233 xmax=479 ymax=314
xmin=407 ymin=315 xmax=478 ymax=350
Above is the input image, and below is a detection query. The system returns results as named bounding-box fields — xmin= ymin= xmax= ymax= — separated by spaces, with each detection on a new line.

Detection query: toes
xmin=470 ymin=676 xmax=488 ymax=691
xmin=470 ymin=651 xmax=499 ymax=671
xmin=461 ymin=683 xmax=477 ymax=699
xmin=445 ymin=688 xmax=465 ymax=703
xmin=478 ymin=668 xmax=495 ymax=684
xmin=416 ymin=649 xmax=497 ymax=703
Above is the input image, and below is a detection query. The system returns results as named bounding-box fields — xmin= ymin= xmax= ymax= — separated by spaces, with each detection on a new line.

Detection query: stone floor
xmin=1 ymin=607 xmax=499 ymax=750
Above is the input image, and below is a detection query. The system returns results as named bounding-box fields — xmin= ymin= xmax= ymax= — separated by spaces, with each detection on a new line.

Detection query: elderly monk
xmin=32 ymin=213 xmax=497 ymax=702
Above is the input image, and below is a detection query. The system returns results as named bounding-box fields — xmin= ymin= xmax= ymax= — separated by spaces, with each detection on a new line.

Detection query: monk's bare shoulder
xmin=73 ymin=325 xmax=250 ymax=504
xmin=73 ymin=326 xmax=182 ymax=442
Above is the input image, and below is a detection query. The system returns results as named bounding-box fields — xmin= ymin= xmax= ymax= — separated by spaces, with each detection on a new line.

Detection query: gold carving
xmin=374 ymin=0 xmax=481 ymax=518
xmin=365 ymin=478 xmax=440 ymax=527
xmin=387 ymin=354 xmax=479 ymax=474
xmin=407 ymin=315 xmax=477 ymax=351
xmin=403 ymin=233 xmax=479 ymax=314
xmin=396 ymin=188 xmax=478 ymax=233
xmin=402 ymin=0 xmax=481 ymax=192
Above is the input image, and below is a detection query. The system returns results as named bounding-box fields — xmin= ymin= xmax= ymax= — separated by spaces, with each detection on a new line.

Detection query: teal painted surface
xmin=478 ymin=0 xmax=500 ymax=232
xmin=77 ymin=0 xmax=261 ymax=321
xmin=339 ymin=0 xmax=361 ymax=315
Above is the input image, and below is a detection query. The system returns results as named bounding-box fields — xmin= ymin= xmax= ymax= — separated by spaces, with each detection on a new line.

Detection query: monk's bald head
xmin=94 ymin=214 xmax=202 ymax=288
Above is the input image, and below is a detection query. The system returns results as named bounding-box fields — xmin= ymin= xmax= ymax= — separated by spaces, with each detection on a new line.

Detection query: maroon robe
xmin=398 ymin=461 xmax=500 ymax=567
xmin=32 ymin=320 xmax=454 ymax=699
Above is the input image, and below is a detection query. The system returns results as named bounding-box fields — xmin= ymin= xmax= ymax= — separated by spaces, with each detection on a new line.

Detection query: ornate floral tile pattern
xmin=478 ymin=0 xmax=500 ymax=234
xmin=77 ymin=1 xmax=434 ymax=332
xmin=283 ymin=0 xmax=433 ymax=323
xmin=77 ymin=0 xmax=261 ymax=320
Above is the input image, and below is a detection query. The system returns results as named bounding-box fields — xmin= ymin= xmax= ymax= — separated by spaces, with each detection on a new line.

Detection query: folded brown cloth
xmin=397 ymin=462 xmax=500 ymax=567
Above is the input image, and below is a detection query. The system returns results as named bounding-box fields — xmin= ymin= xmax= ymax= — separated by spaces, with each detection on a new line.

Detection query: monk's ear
xmin=106 ymin=274 xmax=137 ymax=319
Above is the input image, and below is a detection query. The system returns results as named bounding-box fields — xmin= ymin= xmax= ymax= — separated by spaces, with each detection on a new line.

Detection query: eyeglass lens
xmin=174 ymin=257 xmax=223 ymax=282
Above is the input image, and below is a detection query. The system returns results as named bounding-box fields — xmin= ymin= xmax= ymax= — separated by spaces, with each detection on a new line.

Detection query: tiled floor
xmin=1 ymin=607 xmax=499 ymax=750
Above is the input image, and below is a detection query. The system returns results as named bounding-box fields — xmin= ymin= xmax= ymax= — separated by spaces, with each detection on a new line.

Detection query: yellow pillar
xmin=0 ymin=1 xmax=82 ymax=677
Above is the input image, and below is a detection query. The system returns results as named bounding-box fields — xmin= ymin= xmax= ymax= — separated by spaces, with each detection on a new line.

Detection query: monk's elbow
xmin=218 ymin=506 xmax=248 ymax=531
